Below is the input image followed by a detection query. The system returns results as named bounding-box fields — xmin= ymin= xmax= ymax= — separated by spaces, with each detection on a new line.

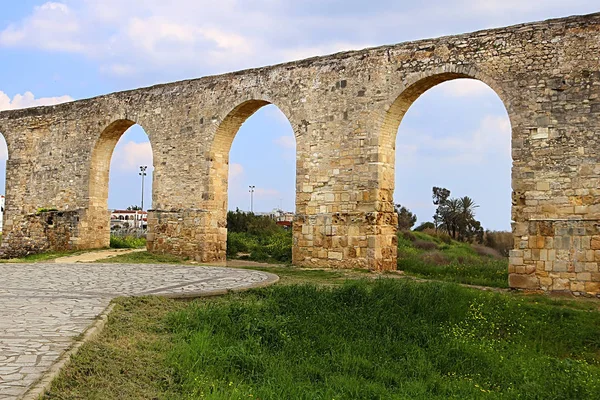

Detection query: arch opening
xmin=85 ymin=120 xmax=154 ymax=249
xmin=384 ymin=74 xmax=513 ymax=272
xmin=210 ymin=100 xmax=297 ymax=262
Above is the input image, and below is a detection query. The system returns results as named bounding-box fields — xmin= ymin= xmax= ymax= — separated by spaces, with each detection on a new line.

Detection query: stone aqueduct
xmin=0 ymin=13 xmax=599 ymax=295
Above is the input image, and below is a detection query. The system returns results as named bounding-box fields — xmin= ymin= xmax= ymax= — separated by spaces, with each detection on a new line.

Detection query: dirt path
xmin=53 ymin=248 xmax=145 ymax=263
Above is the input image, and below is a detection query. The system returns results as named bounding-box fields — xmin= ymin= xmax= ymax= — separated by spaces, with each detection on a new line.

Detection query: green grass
xmin=397 ymin=232 xmax=509 ymax=288
xmin=227 ymin=230 xmax=292 ymax=263
xmin=110 ymin=235 xmax=147 ymax=249
xmin=96 ymin=250 xmax=187 ymax=264
xmin=43 ymin=296 xmax=182 ymax=399
xmin=45 ymin=279 xmax=600 ymax=399
xmin=0 ymin=249 xmax=86 ymax=263
xmin=166 ymin=280 xmax=600 ymax=399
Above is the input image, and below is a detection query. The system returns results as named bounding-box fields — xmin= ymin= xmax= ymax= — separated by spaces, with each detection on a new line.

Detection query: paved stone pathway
xmin=0 ymin=263 xmax=278 ymax=399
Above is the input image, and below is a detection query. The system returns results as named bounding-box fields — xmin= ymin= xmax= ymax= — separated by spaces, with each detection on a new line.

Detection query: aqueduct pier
xmin=0 ymin=12 xmax=599 ymax=295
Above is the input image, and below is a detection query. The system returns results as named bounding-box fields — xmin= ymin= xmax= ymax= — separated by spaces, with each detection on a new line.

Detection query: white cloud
xmin=0 ymin=2 xmax=85 ymax=53
xmin=274 ymin=135 xmax=296 ymax=149
xmin=229 ymin=162 xmax=244 ymax=180
xmin=111 ymin=141 xmax=153 ymax=171
xmin=0 ymin=91 xmax=73 ymax=111
xmin=2 ymin=1 xmax=598 ymax=80
xmin=440 ymin=79 xmax=493 ymax=98
xmin=100 ymin=64 xmax=136 ymax=77
xmin=397 ymin=114 xmax=511 ymax=165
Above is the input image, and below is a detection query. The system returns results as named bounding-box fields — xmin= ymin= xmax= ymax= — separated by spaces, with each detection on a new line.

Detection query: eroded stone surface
xmin=0 ymin=263 xmax=277 ymax=399
xmin=0 ymin=13 xmax=599 ymax=294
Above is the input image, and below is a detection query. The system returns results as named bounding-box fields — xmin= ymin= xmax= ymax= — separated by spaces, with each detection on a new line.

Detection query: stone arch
xmin=206 ymin=98 xmax=298 ymax=259
xmin=82 ymin=119 xmax=154 ymax=249
xmin=373 ymin=65 xmax=515 ymax=272
xmin=207 ymin=98 xmax=299 ymax=211
xmin=378 ymin=66 xmax=514 ymax=200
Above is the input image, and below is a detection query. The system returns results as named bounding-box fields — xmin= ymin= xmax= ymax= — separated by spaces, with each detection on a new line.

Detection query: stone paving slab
xmin=0 ymin=263 xmax=278 ymax=399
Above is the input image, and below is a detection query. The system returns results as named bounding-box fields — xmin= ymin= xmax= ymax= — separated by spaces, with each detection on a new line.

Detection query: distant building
xmin=261 ymin=208 xmax=295 ymax=229
xmin=110 ymin=209 xmax=148 ymax=230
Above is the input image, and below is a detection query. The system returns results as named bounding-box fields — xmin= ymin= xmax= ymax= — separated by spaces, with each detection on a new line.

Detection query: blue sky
xmin=0 ymin=1 xmax=598 ymax=230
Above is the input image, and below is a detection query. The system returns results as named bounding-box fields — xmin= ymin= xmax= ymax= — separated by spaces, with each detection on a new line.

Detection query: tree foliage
xmin=394 ymin=204 xmax=417 ymax=231
xmin=126 ymin=205 xmax=142 ymax=211
xmin=227 ymin=208 xmax=280 ymax=236
xmin=432 ymin=187 xmax=483 ymax=243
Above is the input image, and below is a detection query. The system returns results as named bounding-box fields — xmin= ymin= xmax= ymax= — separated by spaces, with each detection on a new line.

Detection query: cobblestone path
xmin=0 ymin=263 xmax=278 ymax=399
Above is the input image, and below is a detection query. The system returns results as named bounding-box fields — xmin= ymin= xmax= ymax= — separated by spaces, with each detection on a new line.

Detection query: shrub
xmin=472 ymin=244 xmax=503 ymax=259
xmin=484 ymin=230 xmax=514 ymax=257
xmin=227 ymin=209 xmax=280 ymax=236
xmin=401 ymin=231 xmax=416 ymax=242
xmin=419 ymin=251 xmax=449 ymax=266
xmin=414 ymin=239 xmax=438 ymax=251
xmin=420 ymin=228 xmax=453 ymax=244
xmin=227 ymin=232 xmax=252 ymax=257
xmin=227 ymin=226 xmax=292 ymax=263
xmin=110 ymin=235 xmax=146 ymax=249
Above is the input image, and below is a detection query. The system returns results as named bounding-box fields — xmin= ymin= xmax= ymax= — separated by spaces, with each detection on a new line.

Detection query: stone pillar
xmin=146 ymin=209 xmax=227 ymax=263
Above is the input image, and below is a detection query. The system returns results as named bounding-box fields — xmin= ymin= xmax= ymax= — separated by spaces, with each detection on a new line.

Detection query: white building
xmin=110 ymin=209 xmax=148 ymax=230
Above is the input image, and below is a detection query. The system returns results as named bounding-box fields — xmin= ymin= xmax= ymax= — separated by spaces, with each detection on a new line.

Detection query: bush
xmin=484 ymin=230 xmax=514 ymax=257
xmin=227 ymin=209 xmax=280 ymax=236
xmin=414 ymin=239 xmax=438 ymax=251
xmin=419 ymin=251 xmax=449 ymax=266
xmin=421 ymin=228 xmax=453 ymax=244
xmin=110 ymin=235 xmax=146 ymax=249
xmin=472 ymin=244 xmax=502 ymax=259
xmin=227 ymin=227 xmax=292 ymax=263
xmin=401 ymin=231 xmax=416 ymax=242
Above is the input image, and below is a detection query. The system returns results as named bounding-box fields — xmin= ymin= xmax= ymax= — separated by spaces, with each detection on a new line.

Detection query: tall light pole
xmin=249 ymin=185 xmax=255 ymax=213
xmin=139 ymin=166 xmax=148 ymax=229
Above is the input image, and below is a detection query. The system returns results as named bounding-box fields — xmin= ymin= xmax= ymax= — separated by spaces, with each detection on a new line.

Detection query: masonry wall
xmin=0 ymin=13 xmax=598 ymax=295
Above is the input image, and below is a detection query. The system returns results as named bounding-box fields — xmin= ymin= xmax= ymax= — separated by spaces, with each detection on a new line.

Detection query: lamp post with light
xmin=139 ymin=166 xmax=148 ymax=229
xmin=249 ymin=185 xmax=255 ymax=213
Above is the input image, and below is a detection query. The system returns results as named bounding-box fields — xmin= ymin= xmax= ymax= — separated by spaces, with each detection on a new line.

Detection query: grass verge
xmin=44 ymin=278 xmax=600 ymax=399
xmin=0 ymin=249 xmax=87 ymax=263
xmin=397 ymin=231 xmax=509 ymax=288
xmin=96 ymin=251 xmax=186 ymax=264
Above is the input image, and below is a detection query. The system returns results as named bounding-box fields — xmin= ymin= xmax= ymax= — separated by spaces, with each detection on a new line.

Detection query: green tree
xmin=394 ymin=204 xmax=417 ymax=231
xmin=432 ymin=188 xmax=484 ymax=243
xmin=227 ymin=208 xmax=280 ymax=236
xmin=127 ymin=205 xmax=142 ymax=211
xmin=432 ymin=187 xmax=451 ymax=231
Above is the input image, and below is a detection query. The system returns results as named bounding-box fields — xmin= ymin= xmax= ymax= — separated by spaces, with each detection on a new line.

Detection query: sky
xmin=0 ymin=1 xmax=598 ymax=230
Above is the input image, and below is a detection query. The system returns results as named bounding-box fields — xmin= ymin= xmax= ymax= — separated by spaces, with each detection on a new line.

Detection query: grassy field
xmin=397 ymin=231 xmax=509 ymax=288
xmin=43 ymin=270 xmax=600 ymax=399
xmin=37 ymin=232 xmax=600 ymax=399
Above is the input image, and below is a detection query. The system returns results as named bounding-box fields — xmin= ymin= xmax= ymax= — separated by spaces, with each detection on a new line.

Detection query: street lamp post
xmin=139 ymin=166 xmax=148 ymax=229
xmin=249 ymin=185 xmax=255 ymax=213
